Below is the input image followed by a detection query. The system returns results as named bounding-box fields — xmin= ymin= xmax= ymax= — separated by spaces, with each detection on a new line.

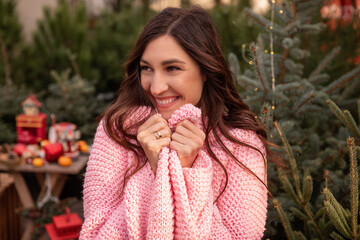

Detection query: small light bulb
xmin=254 ymin=87 xmax=258 ymax=91
xmin=270 ymin=51 xmax=274 ymax=55
xmin=272 ymin=106 xmax=275 ymax=110
xmin=242 ymin=44 xmax=246 ymax=48
xmin=264 ymin=49 xmax=268 ymax=53
xmin=280 ymin=10 xmax=284 ymax=14
xmin=269 ymin=26 xmax=273 ymax=30
xmin=249 ymin=60 xmax=253 ymax=65
xmin=272 ymin=0 xmax=275 ymax=3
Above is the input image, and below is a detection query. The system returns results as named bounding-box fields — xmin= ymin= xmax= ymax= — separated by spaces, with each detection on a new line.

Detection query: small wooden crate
xmin=0 ymin=173 xmax=22 ymax=240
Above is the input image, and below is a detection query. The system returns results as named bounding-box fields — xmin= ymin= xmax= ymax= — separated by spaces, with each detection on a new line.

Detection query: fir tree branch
xmin=250 ymin=45 xmax=268 ymax=92
xmin=324 ymin=188 xmax=352 ymax=237
xmin=279 ymin=169 xmax=302 ymax=205
xmin=323 ymin=66 xmax=360 ymax=94
xmin=0 ymin=32 xmax=12 ymax=87
xmin=278 ymin=47 xmax=290 ymax=84
xmin=324 ymin=200 xmax=352 ymax=239
xmin=348 ymin=137 xmax=358 ymax=238
xmin=330 ymin=231 xmax=346 ymax=240
xmin=273 ymin=198 xmax=296 ymax=240
xmin=290 ymin=207 xmax=308 ymax=221
xmin=343 ymin=110 xmax=360 ymax=139
xmin=294 ymin=92 xmax=315 ymax=114
xmin=327 ymin=99 xmax=348 ymax=127
xmin=274 ymin=121 xmax=303 ymax=199
xmin=302 ymin=175 xmax=313 ymax=204
xmin=309 ymin=46 xmax=341 ymax=78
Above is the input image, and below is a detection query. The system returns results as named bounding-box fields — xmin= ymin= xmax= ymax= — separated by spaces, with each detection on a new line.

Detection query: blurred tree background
xmin=0 ymin=0 xmax=359 ymax=238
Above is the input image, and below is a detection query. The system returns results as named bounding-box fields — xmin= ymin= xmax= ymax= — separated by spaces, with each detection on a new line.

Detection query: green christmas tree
xmin=228 ymin=0 xmax=360 ymax=238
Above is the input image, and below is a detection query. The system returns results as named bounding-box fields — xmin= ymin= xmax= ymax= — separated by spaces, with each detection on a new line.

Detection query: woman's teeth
xmin=156 ymin=97 xmax=178 ymax=104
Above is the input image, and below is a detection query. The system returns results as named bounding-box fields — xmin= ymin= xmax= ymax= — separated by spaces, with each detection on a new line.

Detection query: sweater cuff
xmin=182 ymin=150 xmax=213 ymax=198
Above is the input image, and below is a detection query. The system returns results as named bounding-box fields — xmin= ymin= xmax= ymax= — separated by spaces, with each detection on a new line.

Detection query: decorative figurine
xmin=16 ymin=95 xmax=47 ymax=145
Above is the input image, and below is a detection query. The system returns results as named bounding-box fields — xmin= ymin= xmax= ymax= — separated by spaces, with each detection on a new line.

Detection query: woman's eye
xmin=167 ymin=66 xmax=181 ymax=72
xmin=140 ymin=66 xmax=152 ymax=71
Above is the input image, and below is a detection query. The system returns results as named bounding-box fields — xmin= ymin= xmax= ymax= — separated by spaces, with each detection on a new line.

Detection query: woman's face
xmin=140 ymin=35 xmax=205 ymax=120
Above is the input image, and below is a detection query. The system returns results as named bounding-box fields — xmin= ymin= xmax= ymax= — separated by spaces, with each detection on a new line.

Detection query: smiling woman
xmin=140 ymin=35 xmax=204 ymax=120
xmin=80 ymin=6 xmax=273 ymax=240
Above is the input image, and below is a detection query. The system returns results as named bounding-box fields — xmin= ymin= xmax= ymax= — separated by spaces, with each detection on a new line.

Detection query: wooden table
xmin=0 ymin=154 xmax=88 ymax=240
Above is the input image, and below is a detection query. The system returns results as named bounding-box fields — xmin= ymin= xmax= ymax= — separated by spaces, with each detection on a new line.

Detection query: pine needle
xmin=348 ymin=137 xmax=359 ymax=238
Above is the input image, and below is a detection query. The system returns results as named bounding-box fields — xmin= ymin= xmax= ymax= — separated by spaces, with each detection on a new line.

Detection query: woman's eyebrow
xmin=140 ymin=58 xmax=186 ymax=65
xmin=161 ymin=59 xmax=186 ymax=65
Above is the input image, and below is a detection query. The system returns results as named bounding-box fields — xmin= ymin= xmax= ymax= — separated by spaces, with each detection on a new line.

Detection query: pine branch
xmin=273 ymin=198 xmax=296 ymax=240
xmin=279 ymin=168 xmax=301 ymax=205
xmin=293 ymin=92 xmax=316 ymax=114
xmin=275 ymin=82 xmax=301 ymax=92
xmin=327 ymin=99 xmax=348 ymax=127
xmin=324 ymin=200 xmax=352 ymax=239
xmin=323 ymin=66 xmax=360 ymax=94
xmin=238 ymin=75 xmax=262 ymax=89
xmin=348 ymin=137 xmax=358 ymax=238
xmin=250 ymin=45 xmax=268 ymax=92
xmin=244 ymin=7 xmax=284 ymax=36
xmin=309 ymin=46 xmax=341 ymax=78
xmin=343 ymin=110 xmax=360 ymax=139
xmin=330 ymin=231 xmax=346 ymax=240
xmin=278 ymin=46 xmax=290 ymax=84
xmin=274 ymin=121 xmax=302 ymax=199
xmin=324 ymin=188 xmax=352 ymax=238
xmin=302 ymin=175 xmax=313 ymax=204
xmin=290 ymin=207 xmax=308 ymax=221
xmin=294 ymin=231 xmax=307 ymax=240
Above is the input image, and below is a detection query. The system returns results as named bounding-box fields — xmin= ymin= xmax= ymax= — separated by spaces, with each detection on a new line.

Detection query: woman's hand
xmin=170 ymin=120 xmax=205 ymax=168
xmin=137 ymin=114 xmax=172 ymax=173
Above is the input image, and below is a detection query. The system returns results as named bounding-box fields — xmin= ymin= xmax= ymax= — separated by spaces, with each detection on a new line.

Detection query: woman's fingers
xmin=170 ymin=120 xmax=205 ymax=168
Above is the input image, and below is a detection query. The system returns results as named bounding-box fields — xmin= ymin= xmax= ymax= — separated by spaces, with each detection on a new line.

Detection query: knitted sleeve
xmin=216 ymin=129 xmax=268 ymax=239
xmin=167 ymin=129 xmax=267 ymax=239
xmin=79 ymin=122 xmax=130 ymax=239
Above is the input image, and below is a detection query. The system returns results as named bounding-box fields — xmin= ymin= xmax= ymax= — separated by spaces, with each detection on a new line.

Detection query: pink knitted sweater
xmin=80 ymin=104 xmax=268 ymax=239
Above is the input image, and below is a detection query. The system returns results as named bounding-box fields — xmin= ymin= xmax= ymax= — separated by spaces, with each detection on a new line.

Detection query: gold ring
xmin=154 ymin=130 xmax=162 ymax=139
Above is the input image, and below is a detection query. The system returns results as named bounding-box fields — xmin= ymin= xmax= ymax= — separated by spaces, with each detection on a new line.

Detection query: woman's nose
xmin=150 ymin=73 xmax=169 ymax=95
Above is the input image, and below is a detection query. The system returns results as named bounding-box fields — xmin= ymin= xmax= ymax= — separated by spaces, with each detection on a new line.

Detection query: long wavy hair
xmin=102 ymin=6 xmax=278 ymax=200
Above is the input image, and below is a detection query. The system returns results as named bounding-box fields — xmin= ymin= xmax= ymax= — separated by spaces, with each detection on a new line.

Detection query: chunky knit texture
xmin=80 ymin=104 xmax=268 ymax=239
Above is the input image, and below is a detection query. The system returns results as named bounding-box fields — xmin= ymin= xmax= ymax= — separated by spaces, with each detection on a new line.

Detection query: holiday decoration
xmin=45 ymin=207 xmax=82 ymax=240
xmin=43 ymin=143 xmax=64 ymax=163
xmin=16 ymin=95 xmax=47 ymax=144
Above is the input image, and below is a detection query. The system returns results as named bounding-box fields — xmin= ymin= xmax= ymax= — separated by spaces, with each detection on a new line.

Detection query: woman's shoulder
xmin=225 ymin=127 xmax=266 ymax=157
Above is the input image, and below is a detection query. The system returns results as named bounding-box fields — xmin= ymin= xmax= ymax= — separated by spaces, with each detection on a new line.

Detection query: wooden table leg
xmin=12 ymin=173 xmax=35 ymax=240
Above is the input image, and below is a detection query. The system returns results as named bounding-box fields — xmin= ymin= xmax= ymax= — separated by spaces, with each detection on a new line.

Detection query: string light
xmin=254 ymin=87 xmax=258 ymax=91
xmin=242 ymin=44 xmax=246 ymax=48
xmin=264 ymin=49 xmax=268 ymax=53
xmin=270 ymin=0 xmax=276 ymax=112
xmin=269 ymin=26 xmax=273 ymax=30
xmin=249 ymin=60 xmax=253 ymax=65
xmin=279 ymin=10 xmax=283 ymax=14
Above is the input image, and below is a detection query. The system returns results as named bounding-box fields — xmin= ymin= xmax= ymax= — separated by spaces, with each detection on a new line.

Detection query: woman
xmin=80 ymin=6 xmax=271 ymax=239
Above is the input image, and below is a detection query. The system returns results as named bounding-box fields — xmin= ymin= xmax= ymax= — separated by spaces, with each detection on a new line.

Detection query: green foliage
xmin=43 ymin=69 xmax=105 ymax=141
xmin=0 ymin=84 xmax=28 ymax=143
xmin=18 ymin=0 xmax=95 ymax=92
xmin=0 ymin=0 xmax=22 ymax=86
xmin=228 ymin=0 xmax=360 ymax=239
xmin=89 ymin=6 xmax=153 ymax=93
